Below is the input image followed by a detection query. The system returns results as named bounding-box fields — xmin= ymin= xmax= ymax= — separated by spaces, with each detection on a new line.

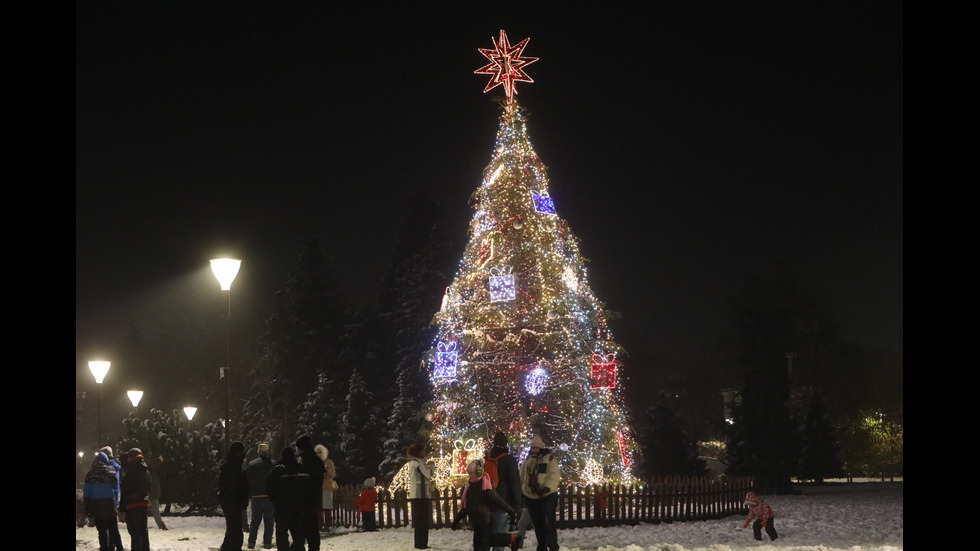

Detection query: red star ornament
xmin=475 ymin=30 xmax=538 ymax=102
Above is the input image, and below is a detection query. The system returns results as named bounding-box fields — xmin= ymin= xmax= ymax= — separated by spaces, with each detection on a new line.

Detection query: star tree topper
xmin=475 ymin=30 xmax=538 ymax=104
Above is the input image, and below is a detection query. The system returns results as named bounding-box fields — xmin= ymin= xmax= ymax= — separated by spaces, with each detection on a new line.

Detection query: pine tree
xmin=338 ymin=366 xmax=385 ymax=483
xmin=636 ymin=398 xmax=706 ymax=480
xmin=422 ymin=31 xmax=638 ymax=486
xmin=793 ymin=387 xmax=843 ymax=483
xmin=377 ymin=192 xmax=458 ymax=482
xmin=245 ymin=235 xmax=349 ymax=447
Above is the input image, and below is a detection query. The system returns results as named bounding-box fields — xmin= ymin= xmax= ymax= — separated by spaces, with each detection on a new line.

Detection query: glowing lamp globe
xmin=184 ymin=406 xmax=198 ymax=421
xmin=88 ymin=361 xmax=111 ymax=384
xmin=127 ymin=390 xmax=144 ymax=407
xmin=209 ymin=258 xmax=242 ymax=290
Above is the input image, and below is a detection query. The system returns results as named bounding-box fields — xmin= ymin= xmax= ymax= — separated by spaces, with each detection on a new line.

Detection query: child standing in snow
xmin=354 ymin=477 xmax=379 ymax=532
xmin=742 ymin=491 xmax=778 ymax=541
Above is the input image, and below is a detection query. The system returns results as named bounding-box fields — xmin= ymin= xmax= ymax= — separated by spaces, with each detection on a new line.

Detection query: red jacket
xmin=744 ymin=491 xmax=774 ymax=521
xmin=354 ymin=488 xmax=378 ymax=512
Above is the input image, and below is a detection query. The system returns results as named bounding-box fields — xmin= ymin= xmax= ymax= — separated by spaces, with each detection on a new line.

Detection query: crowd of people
xmin=83 ymin=431 xmax=774 ymax=551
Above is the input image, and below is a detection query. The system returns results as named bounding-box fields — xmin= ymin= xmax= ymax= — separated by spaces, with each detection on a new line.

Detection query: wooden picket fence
xmin=330 ymin=476 xmax=753 ymax=530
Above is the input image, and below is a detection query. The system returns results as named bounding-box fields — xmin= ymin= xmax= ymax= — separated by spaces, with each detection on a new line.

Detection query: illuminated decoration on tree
xmin=423 ymin=31 xmax=638 ymax=488
xmin=532 ymin=190 xmax=557 ymax=215
xmin=434 ymin=341 xmax=459 ymax=379
xmin=590 ymin=353 xmax=618 ymax=389
xmin=452 ymin=439 xmax=483 ymax=476
xmin=475 ymin=30 xmax=539 ymax=105
xmin=525 ymin=364 xmax=549 ymax=395
xmin=488 ymin=265 xmax=516 ymax=302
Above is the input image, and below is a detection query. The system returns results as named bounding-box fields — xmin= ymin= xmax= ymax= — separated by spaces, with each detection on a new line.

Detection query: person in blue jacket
xmin=99 ymin=446 xmax=126 ymax=551
xmin=83 ymin=451 xmax=124 ymax=551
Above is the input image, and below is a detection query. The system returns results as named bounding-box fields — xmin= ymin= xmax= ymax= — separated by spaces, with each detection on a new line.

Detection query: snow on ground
xmin=75 ymin=481 xmax=902 ymax=551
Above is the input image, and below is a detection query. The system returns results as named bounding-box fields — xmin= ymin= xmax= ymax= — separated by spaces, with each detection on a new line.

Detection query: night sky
xmin=76 ymin=3 xmax=903 ymax=400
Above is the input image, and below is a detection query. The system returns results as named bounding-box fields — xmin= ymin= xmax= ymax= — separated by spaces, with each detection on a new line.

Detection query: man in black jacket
xmin=218 ymin=441 xmax=249 ymax=551
xmin=295 ymin=434 xmax=325 ymax=551
xmin=120 ymin=448 xmax=151 ymax=551
xmin=488 ymin=432 xmax=523 ymax=551
xmin=267 ymin=447 xmax=311 ymax=551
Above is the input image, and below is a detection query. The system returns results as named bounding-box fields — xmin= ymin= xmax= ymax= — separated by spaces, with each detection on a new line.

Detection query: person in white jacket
xmin=520 ymin=435 xmax=561 ymax=551
xmin=407 ymin=443 xmax=433 ymax=549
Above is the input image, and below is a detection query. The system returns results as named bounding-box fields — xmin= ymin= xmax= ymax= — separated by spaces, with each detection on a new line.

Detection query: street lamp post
xmin=127 ymin=390 xmax=144 ymax=418
xmin=184 ymin=406 xmax=198 ymax=432
xmin=88 ymin=361 xmax=111 ymax=448
xmin=210 ymin=258 xmax=241 ymax=444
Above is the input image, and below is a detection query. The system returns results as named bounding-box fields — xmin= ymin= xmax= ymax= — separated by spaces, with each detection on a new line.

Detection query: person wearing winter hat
xmin=487 ymin=431 xmax=522 ymax=551
xmin=267 ymin=447 xmax=311 ymax=551
xmin=520 ymin=435 xmax=561 ymax=551
xmin=741 ymin=491 xmax=778 ymax=541
xmin=246 ymin=443 xmax=276 ymax=549
xmin=83 ymin=451 xmax=125 ymax=551
xmin=314 ymin=444 xmax=338 ymax=533
xmin=354 ymin=477 xmax=379 ymax=532
xmin=295 ymin=435 xmax=326 ymax=551
xmin=218 ymin=441 xmax=248 ymax=551
xmin=98 ymin=446 xmax=126 ymax=551
xmin=120 ymin=448 xmax=151 ymax=551
xmin=452 ymin=460 xmax=522 ymax=551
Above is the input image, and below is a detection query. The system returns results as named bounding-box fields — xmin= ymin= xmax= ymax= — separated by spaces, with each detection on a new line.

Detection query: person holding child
xmin=452 ymin=459 xmax=521 ymax=551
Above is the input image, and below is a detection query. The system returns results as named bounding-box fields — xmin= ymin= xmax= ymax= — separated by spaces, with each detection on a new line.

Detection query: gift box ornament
xmin=489 ymin=265 xmax=516 ymax=302
xmin=532 ymin=189 xmax=556 ymax=215
xmin=434 ymin=341 xmax=458 ymax=379
xmin=590 ymin=353 xmax=617 ymax=389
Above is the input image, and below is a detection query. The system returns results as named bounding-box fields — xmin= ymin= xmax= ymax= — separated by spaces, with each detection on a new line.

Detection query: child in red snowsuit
xmin=354 ymin=477 xmax=378 ymax=532
xmin=742 ymin=491 xmax=778 ymax=541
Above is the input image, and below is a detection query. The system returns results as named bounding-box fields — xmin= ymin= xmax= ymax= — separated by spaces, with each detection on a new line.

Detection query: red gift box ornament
xmin=590 ymin=353 xmax=617 ymax=389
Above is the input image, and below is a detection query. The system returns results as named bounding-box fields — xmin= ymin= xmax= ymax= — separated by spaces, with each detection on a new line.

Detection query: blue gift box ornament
xmin=531 ymin=189 xmax=556 ymax=215
xmin=434 ymin=340 xmax=458 ymax=379
xmin=489 ymin=265 xmax=516 ymax=302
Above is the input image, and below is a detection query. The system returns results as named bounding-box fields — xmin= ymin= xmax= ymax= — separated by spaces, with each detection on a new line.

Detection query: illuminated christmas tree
xmin=422 ymin=30 xmax=637 ymax=488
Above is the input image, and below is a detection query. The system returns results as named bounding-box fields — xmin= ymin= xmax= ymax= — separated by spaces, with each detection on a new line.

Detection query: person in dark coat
xmin=295 ymin=434 xmax=325 ymax=551
xmin=487 ymin=431 xmax=523 ymax=551
xmin=83 ymin=451 xmax=124 ymax=551
xmin=452 ymin=460 xmax=520 ymax=551
xmin=218 ymin=441 xmax=249 ymax=551
xmin=267 ymin=446 xmax=311 ymax=551
xmin=246 ymin=442 xmax=277 ymax=550
xmin=120 ymin=448 xmax=151 ymax=551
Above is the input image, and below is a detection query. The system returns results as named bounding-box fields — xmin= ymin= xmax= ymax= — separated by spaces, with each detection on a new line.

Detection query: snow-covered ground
xmin=75 ymin=481 xmax=902 ymax=551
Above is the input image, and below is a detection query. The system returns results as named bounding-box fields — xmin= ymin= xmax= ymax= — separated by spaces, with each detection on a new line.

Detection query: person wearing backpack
xmin=487 ymin=431 xmax=522 ymax=551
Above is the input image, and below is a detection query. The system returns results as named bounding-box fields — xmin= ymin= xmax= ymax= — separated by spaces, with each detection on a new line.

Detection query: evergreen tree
xmin=377 ymin=192 xmax=458 ymax=482
xmin=723 ymin=266 xmax=831 ymax=493
xmin=635 ymin=397 xmax=706 ymax=480
xmin=296 ymin=371 xmax=343 ymax=454
xmin=118 ymin=408 xmax=224 ymax=514
xmin=424 ymin=34 xmax=637 ymax=486
xmin=245 ymin=235 xmax=349 ymax=448
xmin=793 ymin=387 xmax=844 ymax=482
xmin=338 ymin=366 xmax=385 ymax=484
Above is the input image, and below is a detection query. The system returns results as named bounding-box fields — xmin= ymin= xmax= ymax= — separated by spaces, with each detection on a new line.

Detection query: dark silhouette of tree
xmin=243 ymin=236 xmax=349 ymax=450
xmin=723 ymin=265 xmax=831 ymax=494
xmin=792 ymin=387 xmax=844 ymax=483
xmin=635 ymin=394 xmax=707 ymax=480
xmin=338 ymin=366 xmax=385 ymax=484
xmin=374 ymin=191 xmax=458 ymax=482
